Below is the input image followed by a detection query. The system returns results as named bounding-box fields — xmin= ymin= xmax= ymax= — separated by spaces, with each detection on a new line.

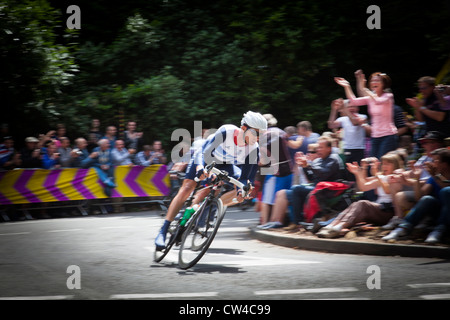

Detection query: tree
xmin=1 ymin=0 xmax=79 ymax=139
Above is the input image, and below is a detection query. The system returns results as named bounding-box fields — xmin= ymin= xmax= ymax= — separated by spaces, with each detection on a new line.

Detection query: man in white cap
xmin=155 ymin=111 xmax=267 ymax=250
xmin=20 ymin=137 xmax=42 ymax=168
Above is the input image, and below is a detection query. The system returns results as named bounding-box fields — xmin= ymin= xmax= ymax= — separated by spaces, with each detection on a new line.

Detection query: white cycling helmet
xmin=241 ymin=111 xmax=268 ymax=131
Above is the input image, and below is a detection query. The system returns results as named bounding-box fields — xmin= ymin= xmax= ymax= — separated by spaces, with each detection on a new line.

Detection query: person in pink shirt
xmin=335 ymin=71 xmax=398 ymax=159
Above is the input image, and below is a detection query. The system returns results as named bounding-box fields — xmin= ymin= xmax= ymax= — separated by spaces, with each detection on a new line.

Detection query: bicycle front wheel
xmin=178 ymin=198 xmax=225 ymax=269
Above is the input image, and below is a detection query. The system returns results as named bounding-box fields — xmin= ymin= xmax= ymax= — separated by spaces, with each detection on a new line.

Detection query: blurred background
xmin=2 ymin=0 xmax=450 ymax=150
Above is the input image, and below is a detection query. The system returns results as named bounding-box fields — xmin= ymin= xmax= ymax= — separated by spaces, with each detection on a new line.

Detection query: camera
xmin=73 ymin=148 xmax=83 ymax=155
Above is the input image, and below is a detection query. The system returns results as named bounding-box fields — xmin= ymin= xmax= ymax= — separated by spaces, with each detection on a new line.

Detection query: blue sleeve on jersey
xmin=197 ymin=127 xmax=228 ymax=166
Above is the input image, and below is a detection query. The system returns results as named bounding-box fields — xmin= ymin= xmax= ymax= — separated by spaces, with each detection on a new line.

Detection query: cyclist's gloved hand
xmin=195 ymin=165 xmax=208 ymax=181
xmin=237 ymin=181 xmax=254 ymax=200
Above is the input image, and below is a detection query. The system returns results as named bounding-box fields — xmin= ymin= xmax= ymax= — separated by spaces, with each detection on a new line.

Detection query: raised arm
xmin=327 ymin=99 xmax=343 ymax=129
xmin=355 ymin=70 xmax=369 ymax=97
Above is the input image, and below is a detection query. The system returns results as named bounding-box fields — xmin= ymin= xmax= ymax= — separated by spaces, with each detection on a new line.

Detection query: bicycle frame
xmin=154 ymin=162 xmax=252 ymax=267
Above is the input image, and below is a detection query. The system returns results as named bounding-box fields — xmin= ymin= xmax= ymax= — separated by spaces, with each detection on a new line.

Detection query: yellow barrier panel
xmin=0 ymin=165 xmax=170 ymax=205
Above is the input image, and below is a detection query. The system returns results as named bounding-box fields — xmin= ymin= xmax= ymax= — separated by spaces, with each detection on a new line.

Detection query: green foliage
xmin=1 ymin=0 xmax=79 ymax=135
xmin=4 ymin=0 xmax=450 ymax=151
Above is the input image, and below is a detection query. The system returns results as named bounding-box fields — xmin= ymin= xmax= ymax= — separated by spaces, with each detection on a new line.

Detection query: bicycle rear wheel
xmin=178 ymin=198 xmax=225 ymax=269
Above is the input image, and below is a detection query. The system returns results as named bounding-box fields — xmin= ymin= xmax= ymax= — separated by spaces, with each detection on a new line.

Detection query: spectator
xmin=394 ymin=104 xmax=409 ymax=137
xmin=135 ymin=145 xmax=153 ymax=166
xmin=283 ymin=126 xmax=297 ymax=138
xmin=111 ymin=139 xmax=134 ymax=166
xmin=0 ymin=136 xmax=14 ymax=166
xmin=85 ymin=139 xmax=116 ymax=196
xmin=0 ymin=123 xmax=10 ymax=141
xmin=0 ymin=136 xmax=20 ymax=170
xmin=102 ymin=126 xmax=118 ymax=147
xmin=435 ymin=84 xmax=450 ymax=111
xmin=88 ymin=119 xmax=103 ymax=142
xmin=86 ymin=132 xmax=100 ymax=153
xmin=288 ymin=121 xmax=320 ymax=155
xmin=20 ymin=137 xmax=42 ymax=168
xmin=53 ymin=124 xmax=67 ymax=148
xmin=288 ymin=121 xmax=320 ymax=184
xmin=335 ymin=71 xmax=398 ymax=159
xmin=57 ymin=137 xmax=73 ymax=167
xmin=382 ymin=148 xmax=450 ymax=244
xmin=123 ymin=121 xmax=143 ymax=153
xmin=257 ymin=136 xmax=343 ymax=229
xmin=71 ymin=137 xmax=90 ymax=168
xmin=258 ymin=114 xmax=293 ymax=225
xmin=136 ymin=141 xmax=168 ymax=166
xmin=328 ymin=98 xmax=370 ymax=180
xmin=151 ymin=140 xmax=167 ymax=165
xmin=321 ymin=131 xmax=341 ymax=154
xmin=406 ymin=76 xmax=450 ymax=138
xmin=297 ymin=143 xmax=319 ymax=185
xmin=42 ymin=140 xmax=61 ymax=169
xmin=316 ymin=152 xmax=403 ymax=238
xmin=382 ymin=131 xmax=445 ymax=230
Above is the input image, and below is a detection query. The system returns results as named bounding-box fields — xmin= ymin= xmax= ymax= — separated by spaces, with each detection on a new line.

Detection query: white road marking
xmin=98 ymin=226 xmax=133 ymax=229
xmin=420 ymin=293 xmax=450 ymax=300
xmin=0 ymin=295 xmax=73 ymax=300
xmin=216 ymin=227 xmax=250 ymax=233
xmin=304 ymin=297 xmax=371 ymax=300
xmin=254 ymin=287 xmax=359 ymax=296
xmin=147 ymin=247 xmax=321 ymax=267
xmin=0 ymin=232 xmax=31 ymax=236
xmin=408 ymin=283 xmax=450 ymax=288
xmin=47 ymin=229 xmax=82 ymax=233
xmin=110 ymin=292 xmax=219 ymax=299
xmin=199 ymin=255 xmax=321 ymax=267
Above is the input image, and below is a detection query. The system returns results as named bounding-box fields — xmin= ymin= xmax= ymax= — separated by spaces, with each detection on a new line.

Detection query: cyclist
xmin=155 ymin=111 xmax=268 ymax=250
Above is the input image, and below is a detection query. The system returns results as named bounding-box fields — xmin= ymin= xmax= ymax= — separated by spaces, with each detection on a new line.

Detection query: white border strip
xmin=254 ymin=287 xmax=359 ymax=296
xmin=0 ymin=232 xmax=30 ymax=236
xmin=420 ymin=293 xmax=450 ymax=300
xmin=0 ymin=295 xmax=73 ymax=300
xmin=408 ymin=283 xmax=450 ymax=288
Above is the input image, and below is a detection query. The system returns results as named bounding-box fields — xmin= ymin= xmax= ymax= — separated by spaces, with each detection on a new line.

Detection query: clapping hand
xmin=295 ymin=152 xmax=308 ymax=168
xmin=332 ymin=98 xmax=344 ymax=111
xmin=346 ymin=162 xmax=361 ymax=175
xmin=334 ymin=77 xmax=350 ymax=87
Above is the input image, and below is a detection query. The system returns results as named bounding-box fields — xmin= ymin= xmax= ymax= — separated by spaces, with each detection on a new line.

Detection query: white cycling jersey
xmin=193 ymin=124 xmax=259 ymax=166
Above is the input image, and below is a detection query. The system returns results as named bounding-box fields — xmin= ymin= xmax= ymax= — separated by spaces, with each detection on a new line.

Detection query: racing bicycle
xmin=153 ymin=162 xmax=251 ymax=269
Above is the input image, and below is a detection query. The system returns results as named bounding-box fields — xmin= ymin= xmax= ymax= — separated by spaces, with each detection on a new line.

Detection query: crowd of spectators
xmin=2 ymin=72 xmax=450 ymax=245
xmin=0 ymin=120 xmax=169 ymax=217
xmin=0 ymin=120 xmax=168 ymax=172
xmin=255 ymin=72 xmax=450 ymax=246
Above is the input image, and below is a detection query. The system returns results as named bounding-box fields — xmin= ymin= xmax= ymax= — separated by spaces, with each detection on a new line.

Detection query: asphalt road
xmin=0 ymin=208 xmax=450 ymax=301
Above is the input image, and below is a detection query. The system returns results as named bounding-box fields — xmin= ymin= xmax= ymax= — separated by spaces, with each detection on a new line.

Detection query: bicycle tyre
xmin=153 ymin=202 xmax=190 ymax=263
xmin=178 ymin=198 xmax=225 ymax=269
xmin=153 ymin=220 xmax=182 ymax=263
